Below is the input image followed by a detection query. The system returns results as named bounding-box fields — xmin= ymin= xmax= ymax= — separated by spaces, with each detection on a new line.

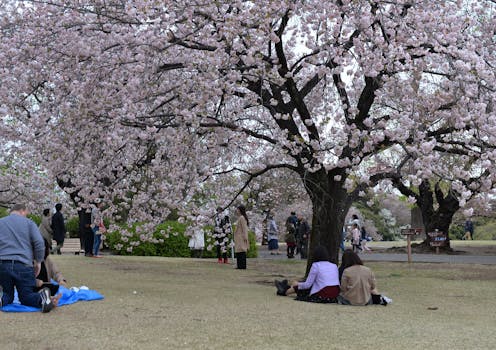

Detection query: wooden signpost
xmin=401 ymin=228 xmax=423 ymax=263
xmin=428 ymin=230 xmax=448 ymax=254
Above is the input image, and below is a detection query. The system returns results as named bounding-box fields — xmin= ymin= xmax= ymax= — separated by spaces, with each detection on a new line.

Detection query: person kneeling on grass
xmin=338 ymin=249 xmax=392 ymax=306
xmin=274 ymin=246 xmax=340 ymax=303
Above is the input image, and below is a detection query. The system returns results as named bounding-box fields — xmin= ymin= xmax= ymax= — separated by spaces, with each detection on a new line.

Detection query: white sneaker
xmin=39 ymin=287 xmax=54 ymax=313
xmin=382 ymin=296 xmax=393 ymax=304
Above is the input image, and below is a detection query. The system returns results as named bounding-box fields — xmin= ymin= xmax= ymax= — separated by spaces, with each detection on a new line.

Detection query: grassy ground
xmin=2 ymin=255 xmax=495 ymax=350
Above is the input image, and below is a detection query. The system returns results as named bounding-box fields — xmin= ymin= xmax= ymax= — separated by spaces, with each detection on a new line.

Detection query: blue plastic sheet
xmin=1 ymin=285 xmax=104 ymax=312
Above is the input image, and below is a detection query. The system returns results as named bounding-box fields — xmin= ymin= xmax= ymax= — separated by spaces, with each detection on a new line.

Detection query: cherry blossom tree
xmin=1 ymin=0 xmax=495 ymax=263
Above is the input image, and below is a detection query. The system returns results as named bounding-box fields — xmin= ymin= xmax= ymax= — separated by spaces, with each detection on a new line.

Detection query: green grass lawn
xmin=2 ymin=255 xmax=495 ymax=350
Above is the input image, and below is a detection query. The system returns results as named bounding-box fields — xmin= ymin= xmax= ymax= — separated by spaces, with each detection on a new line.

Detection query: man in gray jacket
xmin=0 ymin=204 xmax=58 ymax=312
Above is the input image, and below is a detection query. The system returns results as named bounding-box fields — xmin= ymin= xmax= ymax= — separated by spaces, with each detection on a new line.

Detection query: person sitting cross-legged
xmin=275 ymin=246 xmax=340 ymax=303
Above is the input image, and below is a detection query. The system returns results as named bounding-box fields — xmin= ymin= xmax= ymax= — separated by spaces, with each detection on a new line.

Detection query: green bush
xmin=472 ymin=220 xmax=496 ymax=240
xmin=106 ymin=221 xmax=190 ymax=257
xmin=28 ymin=214 xmax=41 ymax=226
xmin=247 ymin=231 xmax=258 ymax=258
xmin=448 ymin=223 xmax=465 ymax=240
xmin=66 ymin=216 xmax=80 ymax=238
xmin=106 ymin=221 xmax=258 ymax=258
xmin=0 ymin=207 xmax=8 ymax=218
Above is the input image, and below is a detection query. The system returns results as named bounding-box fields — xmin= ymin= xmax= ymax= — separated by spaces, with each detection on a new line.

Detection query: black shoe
xmin=39 ymin=287 xmax=54 ymax=313
xmin=275 ymin=280 xmax=290 ymax=296
xmin=275 ymin=280 xmax=285 ymax=295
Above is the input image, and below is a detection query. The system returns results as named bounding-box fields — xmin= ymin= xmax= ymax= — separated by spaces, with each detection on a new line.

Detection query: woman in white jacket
xmin=188 ymin=230 xmax=205 ymax=258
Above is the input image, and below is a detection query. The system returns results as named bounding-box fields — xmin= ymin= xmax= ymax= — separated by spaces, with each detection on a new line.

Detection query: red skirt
xmin=315 ymin=285 xmax=340 ymax=298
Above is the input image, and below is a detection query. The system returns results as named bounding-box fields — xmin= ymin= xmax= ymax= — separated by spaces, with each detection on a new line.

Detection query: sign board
xmin=401 ymin=228 xmax=423 ymax=235
xmin=428 ymin=231 xmax=447 ymax=247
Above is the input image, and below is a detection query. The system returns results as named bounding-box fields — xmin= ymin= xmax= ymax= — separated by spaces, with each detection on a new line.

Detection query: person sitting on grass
xmin=338 ymin=249 xmax=391 ymax=306
xmin=275 ymin=245 xmax=340 ymax=303
xmin=35 ymin=239 xmax=68 ymax=296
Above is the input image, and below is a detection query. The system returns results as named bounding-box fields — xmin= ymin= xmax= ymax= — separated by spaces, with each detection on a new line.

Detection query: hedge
xmin=106 ymin=221 xmax=258 ymax=258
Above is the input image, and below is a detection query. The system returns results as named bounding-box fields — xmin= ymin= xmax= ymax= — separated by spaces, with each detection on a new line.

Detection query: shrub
xmin=247 ymin=231 xmax=258 ymax=258
xmin=0 ymin=207 xmax=8 ymax=218
xmin=448 ymin=223 xmax=465 ymax=240
xmin=106 ymin=221 xmax=190 ymax=257
xmin=28 ymin=214 xmax=41 ymax=226
xmin=106 ymin=221 xmax=258 ymax=258
xmin=66 ymin=216 xmax=80 ymax=238
xmin=472 ymin=220 xmax=496 ymax=240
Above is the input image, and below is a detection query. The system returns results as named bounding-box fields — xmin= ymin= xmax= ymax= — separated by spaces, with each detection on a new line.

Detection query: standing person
xmin=188 ymin=230 xmax=205 ymax=258
xmin=38 ymin=208 xmax=53 ymax=251
xmin=286 ymin=212 xmax=298 ymax=253
xmin=360 ymin=226 xmax=372 ymax=252
xmin=213 ymin=207 xmax=231 ymax=264
xmin=0 ymin=204 xmax=59 ymax=312
xmin=79 ymin=208 xmax=94 ymax=257
xmin=285 ymin=216 xmax=297 ymax=258
xmin=274 ymin=246 xmax=340 ymax=303
xmin=91 ymin=202 xmax=106 ymax=258
xmin=51 ymin=203 xmax=66 ymax=255
xmin=267 ymin=213 xmax=280 ymax=255
xmin=298 ymin=216 xmax=311 ymax=259
xmin=351 ymin=223 xmax=361 ymax=253
xmin=233 ymin=205 xmax=249 ymax=270
xmin=464 ymin=219 xmax=474 ymax=240
xmin=338 ymin=250 xmax=391 ymax=306
xmin=349 ymin=214 xmax=361 ymax=229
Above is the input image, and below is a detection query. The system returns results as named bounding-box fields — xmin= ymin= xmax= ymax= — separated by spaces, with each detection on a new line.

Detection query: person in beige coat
xmin=233 ymin=205 xmax=249 ymax=269
xmin=338 ymin=250 xmax=391 ymax=306
xmin=38 ymin=209 xmax=53 ymax=250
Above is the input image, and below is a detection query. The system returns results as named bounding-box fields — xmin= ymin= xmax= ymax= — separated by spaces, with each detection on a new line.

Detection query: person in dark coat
xmin=78 ymin=208 xmax=94 ymax=257
xmin=51 ymin=203 xmax=66 ymax=255
xmin=297 ymin=216 xmax=311 ymax=259
xmin=463 ymin=219 xmax=474 ymax=240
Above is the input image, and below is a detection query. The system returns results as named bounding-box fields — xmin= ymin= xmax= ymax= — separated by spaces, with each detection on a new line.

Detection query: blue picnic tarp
xmin=1 ymin=285 xmax=104 ymax=312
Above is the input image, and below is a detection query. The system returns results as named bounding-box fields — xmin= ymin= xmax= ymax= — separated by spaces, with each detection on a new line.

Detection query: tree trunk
xmin=301 ymin=170 xmax=352 ymax=271
xmin=417 ymin=181 xmax=460 ymax=250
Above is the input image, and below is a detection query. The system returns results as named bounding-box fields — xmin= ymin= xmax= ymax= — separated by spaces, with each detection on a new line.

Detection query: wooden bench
xmin=428 ymin=231 xmax=447 ymax=254
xmin=52 ymin=238 xmax=84 ymax=255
